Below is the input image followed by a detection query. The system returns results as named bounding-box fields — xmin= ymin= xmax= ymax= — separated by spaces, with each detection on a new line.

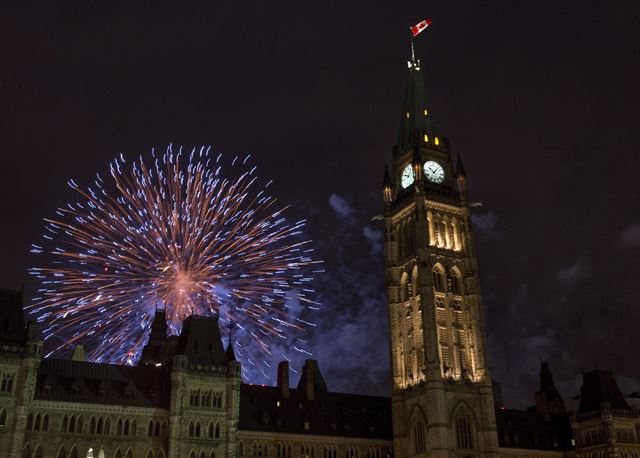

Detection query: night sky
xmin=2 ymin=2 xmax=640 ymax=408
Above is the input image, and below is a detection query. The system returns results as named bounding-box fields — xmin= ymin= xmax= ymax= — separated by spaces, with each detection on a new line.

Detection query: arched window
xmin=42 ymin=414 xmax=49 ymax=431
xmin=90 ymin=417 xmax=96 ymax=434
xmin=195 ymin=421 xmax=201 ymax=437
xmin=154 ymin=421 xmax=160 ymax=437
xmin=62 ymin=415 xmax=68 ymax=432
xmin=208 ymin=422 xmax=214 ymax=438
xmin=125 ymin=450 xmax=133 ymax=458
xmin=214 ymin=422 xmax=221 ymax=438
xmin=157 ymin=451 xmax=165 ymax=458
xmin=34 ymin=447 xmax=44 ymax=458
xmin=455 ymin=415 xmax=474 ymax=450
xmin=432 ymin=266 xmax=445 ymax=292
xmin=97 ymin=417 xmax=103 ymax=434
xmin=200 ymin=452 xmax=206 ymax=458
xmin=209 ymin=451 xmax=215 ymax=458
xmin=131 ymin=419 xmax=136 ymax=436
xmin=146 ymin=450 xmax=153 ymax=458
xmin=148 ymin=421 xmax=153 ymax=437
xmin=188 ymin=452 xmax=195 ymax=458
xmin=57 ymin=447 xmax=66 ymax=458
xmin=70 ymin=448 xmax=78 ymax=458
xmin=123 ymin=419 xmax=130 ymax=436
xmin=104 ymin=417 xmax=111 ymax=435
xmin=34 ymin=413 xmax=41 ymax=431
xmin=0 ymin=408 xmax=6 ymax=427
xmin=449 ymin=269 xmax=462 ymax=295
xmin=22 ymin=445 xmax=31 ymax=458
xmin=76 ymin=416 xmax=83 ymax=433
xmin=114 ymin=450 xmax=122 ymax=458
xmin=117 ymin=419 xmax=123 ymax=435
xmin=413 ymin=421 xmax=426 ymax=454
xmin=69 ymin=416 xmax=76 ymax=433
xmin=97 ymin=449 xmax=105 ymax=458
xmin=189 ymin=421 xmax=194 ymax=437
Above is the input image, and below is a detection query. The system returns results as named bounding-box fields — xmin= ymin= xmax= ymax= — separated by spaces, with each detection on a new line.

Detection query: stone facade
xmin=382 ymin=55 xmax=497 ymax=458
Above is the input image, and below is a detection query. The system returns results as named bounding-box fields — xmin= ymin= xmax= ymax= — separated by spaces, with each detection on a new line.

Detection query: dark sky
xmin=2 ymin=1 xmax=640 ymax=408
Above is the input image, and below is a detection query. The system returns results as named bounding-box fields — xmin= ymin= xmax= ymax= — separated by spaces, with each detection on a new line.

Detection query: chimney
xmin=304 ymin=360 xmax=318 ymax=401
xmin=277 ymin=361 xmax=290 ymax=398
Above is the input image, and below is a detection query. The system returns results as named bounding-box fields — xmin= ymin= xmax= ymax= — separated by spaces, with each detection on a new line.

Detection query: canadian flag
xmin=410 ymin=18 xmax=432 ymax=37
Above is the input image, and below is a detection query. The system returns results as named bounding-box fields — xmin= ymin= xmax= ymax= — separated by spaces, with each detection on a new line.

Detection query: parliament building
xmin=1 ymin=51 xmax=639 ymax=458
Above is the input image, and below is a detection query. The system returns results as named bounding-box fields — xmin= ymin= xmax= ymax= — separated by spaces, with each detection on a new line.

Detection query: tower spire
xmin=395 ymin=48 xmax=440 ymax=157
xmin=225 ymin=320 xmax=236 ymax=361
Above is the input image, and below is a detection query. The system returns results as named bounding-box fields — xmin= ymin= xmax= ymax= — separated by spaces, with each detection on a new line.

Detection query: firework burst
xmin=28 ymin=145 xmax=322 ymax=381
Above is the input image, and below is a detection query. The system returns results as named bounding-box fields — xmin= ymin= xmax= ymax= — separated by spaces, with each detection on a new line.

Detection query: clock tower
xmin=383 ymin=53 xmax=498 ymax=457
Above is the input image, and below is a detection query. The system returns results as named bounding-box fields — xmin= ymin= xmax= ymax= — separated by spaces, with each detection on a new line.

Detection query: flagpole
xmin=410 ymin=30 xmax=416 ymax=67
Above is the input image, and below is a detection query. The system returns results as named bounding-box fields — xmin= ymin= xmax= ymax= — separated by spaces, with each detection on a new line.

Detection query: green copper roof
xmin=396 ymin=62 xmax=439 ymax=154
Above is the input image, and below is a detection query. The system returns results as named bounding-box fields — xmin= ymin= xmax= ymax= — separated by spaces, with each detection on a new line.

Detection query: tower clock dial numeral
xmin=423 ymin=161 xmax=445 ymax=184
xmin=401 ymin=164 xmax=415 ymax=189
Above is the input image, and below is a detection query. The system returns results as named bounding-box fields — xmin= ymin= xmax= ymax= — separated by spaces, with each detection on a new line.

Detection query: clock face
xmin=401 ymin=164 xmax=415 ymax=189
xmin=424 ymin=161 xmax=445 ymax=184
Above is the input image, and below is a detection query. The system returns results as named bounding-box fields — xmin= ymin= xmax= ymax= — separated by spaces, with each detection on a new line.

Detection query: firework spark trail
xmin=28 ymin=145 xmax=323 ymax=380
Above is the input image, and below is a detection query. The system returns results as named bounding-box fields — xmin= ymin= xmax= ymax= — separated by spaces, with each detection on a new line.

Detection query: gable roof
xmin=578 ymin=369 xmax=631 ymax=415
xmin=35 ymin=358 xmax=170 ymax=408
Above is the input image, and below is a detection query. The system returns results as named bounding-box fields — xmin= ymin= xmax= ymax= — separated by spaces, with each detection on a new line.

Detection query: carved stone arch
xmin=157 ymin=450 xmax=166 ymax=458
xmin=145 ymin=449 xmax=154 ymax=458
xmin=188 ymin=450 xmax=195 ymax=458
xmin=408 ymin=404 xmax=427 ymax=454
xmin=113 ymin=448 xmax=122 ymax=458
xmin=442 ymin=215 xmax=452 ymax=249
xmin=34 ymin=444 xmax=43 ymax=458
xmin=448 ymin=266 xmax=463 ymax=295
xmin=57 ymin=445 xmax=67 ymax=458
xmin=411 ymin=264 xmax=419 ymax=290
xmin=69 ymin=446 xmax=78 ymax=458
xmin=400 ymin=271 xmax=410 ymax=302
xmin=22 ymin=444 xmax=32 ymax=458
xmin=450 ymin=401 xmax=477 ymax=451
xmin=432 ymin=263 xmax=446 ymax=292
xmin=433 ymin=213 xmax=443 ymax=247
xmin=426 ymin=210 xmax=435 ymax=246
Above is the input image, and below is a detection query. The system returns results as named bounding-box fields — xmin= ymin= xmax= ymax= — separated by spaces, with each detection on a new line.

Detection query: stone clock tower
xmin=382 ymin=53 xmax=498 ymax=457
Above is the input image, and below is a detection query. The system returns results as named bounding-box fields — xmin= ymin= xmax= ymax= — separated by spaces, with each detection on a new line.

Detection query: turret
xmin=382 ymin=165 xmax=394 ymax=204
xmin=455 ymin=153 xmax=468 ymax=204
xmin=534 ymin=360 xmax=566 ymax=418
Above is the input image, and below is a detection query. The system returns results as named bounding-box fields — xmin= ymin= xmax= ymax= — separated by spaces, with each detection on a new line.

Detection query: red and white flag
xmin=410 ymin=18 xmax=432 ymax=37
